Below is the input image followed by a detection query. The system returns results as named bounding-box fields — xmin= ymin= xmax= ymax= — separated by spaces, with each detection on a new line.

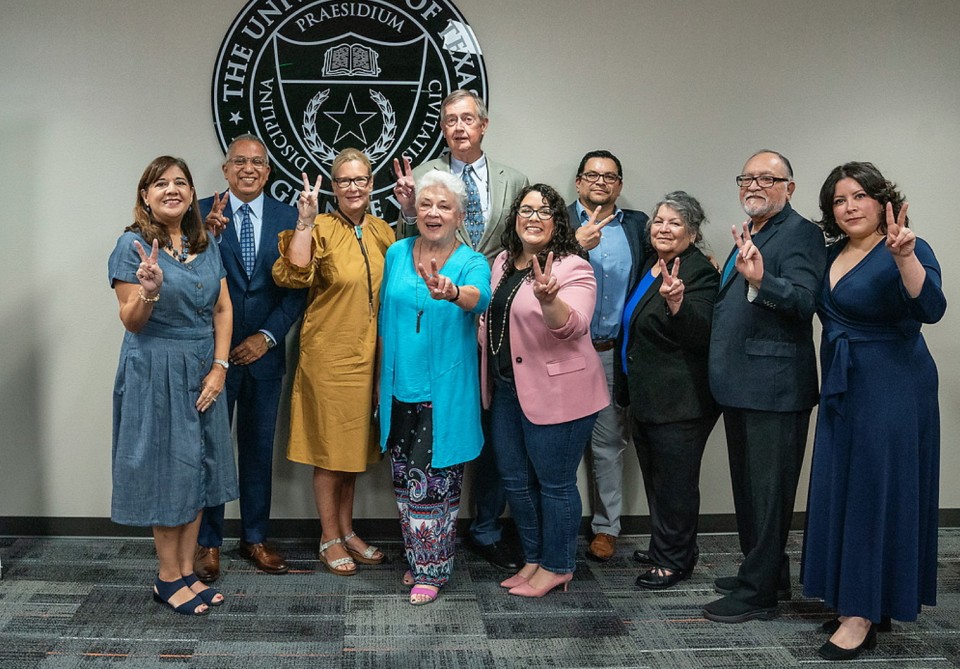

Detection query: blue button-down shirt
xmin=576 ymin=201 xmax=632 ymax=340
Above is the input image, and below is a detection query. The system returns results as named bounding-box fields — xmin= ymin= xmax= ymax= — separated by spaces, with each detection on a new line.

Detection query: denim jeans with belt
xmin=490 ymin=379 xmax=597 ymax=573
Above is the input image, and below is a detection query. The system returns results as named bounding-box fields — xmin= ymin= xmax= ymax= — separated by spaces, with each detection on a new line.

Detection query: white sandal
xmin=342 ymin=532 xmax=385 ymax=565
xmin=318 ymin=537 xmax=356 ymax=576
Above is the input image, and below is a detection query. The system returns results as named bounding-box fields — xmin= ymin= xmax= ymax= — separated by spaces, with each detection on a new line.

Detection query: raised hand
xmin=297 ymin=172 xmax=323 ymax=223
xmin=574 ymin=205 xmax=615 ymax=251
xmin=133 ymin=239 xmax=163 ymax=295
xmin=659 ymin=257 xmax=684 ymax=314
xmin=205 ymin=191 xmax=230 ymax=236
xmin=417 ymin=258 xmax=458 ymax=301
xmin=392 ymin=156 xmax=416 ymax=217
xmin=885 ymin=202 xmax=914 ymax=258
xmin=531 ymin=252 xmax=558 ymax=303
xmin=732 ymin=222 xmax=764 ymax=288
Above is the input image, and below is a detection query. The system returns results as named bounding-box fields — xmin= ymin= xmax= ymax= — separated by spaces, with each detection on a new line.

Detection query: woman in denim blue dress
xmin=108 ymin=156 xmax=238 ymax=616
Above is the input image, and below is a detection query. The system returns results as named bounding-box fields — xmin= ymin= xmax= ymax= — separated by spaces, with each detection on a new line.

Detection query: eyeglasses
xmin=736 ymin=174 xmax=790 ymax=188
xmin=517 ymin=206 xmax=554 ymax=220
xmin=443 ymin=113 xmax=480 ymax=127
xmin=228 ymin=156 xmax=268 ymax=169
xmin=579 ymin=171 xmax=622 ymax=185
xmin=332 ymin=176 xmax=371 ymax=189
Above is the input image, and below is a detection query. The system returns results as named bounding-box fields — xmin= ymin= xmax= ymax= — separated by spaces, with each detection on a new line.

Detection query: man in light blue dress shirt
xmin=567 ymin=150 xmax=648 ymax=562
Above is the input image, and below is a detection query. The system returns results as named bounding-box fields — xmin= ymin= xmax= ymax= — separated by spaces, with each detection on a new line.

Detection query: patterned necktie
xmin=462 ymin=165 xmax=484 ymax=249
xmin=238 ymin=203 xmax=255 ymax=276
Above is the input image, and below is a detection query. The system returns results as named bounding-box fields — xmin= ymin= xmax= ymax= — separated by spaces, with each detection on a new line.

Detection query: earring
xmin=144 ymin=204 xmax=152 ymax=212
xmin=187 ymin=205 xmax=193 ymax=213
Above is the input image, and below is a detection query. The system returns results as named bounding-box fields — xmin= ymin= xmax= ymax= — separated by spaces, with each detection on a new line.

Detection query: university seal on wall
xmin=211 ymin=0 xmax=488 ymax=219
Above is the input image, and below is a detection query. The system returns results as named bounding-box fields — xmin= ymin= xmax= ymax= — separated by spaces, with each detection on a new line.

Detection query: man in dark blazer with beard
xmin=702 ymin=150 xmax=826 ymax=623
xmin=195 ymin=133 xmax=306 ymax=582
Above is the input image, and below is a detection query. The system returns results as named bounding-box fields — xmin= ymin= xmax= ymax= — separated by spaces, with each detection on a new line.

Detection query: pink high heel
xmin=508 ymin=571 xmax=573 ymax=597
xmin=500 ymin=572 xmax=530 ymax=589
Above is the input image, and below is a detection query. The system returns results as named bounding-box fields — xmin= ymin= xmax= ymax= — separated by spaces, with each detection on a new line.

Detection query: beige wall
xmin=2 ymin=0 xmax=958 ymax=522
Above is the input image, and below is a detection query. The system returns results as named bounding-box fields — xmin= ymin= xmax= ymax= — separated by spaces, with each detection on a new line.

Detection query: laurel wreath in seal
xmin=302 ymin=89 xmax=396 ymax=162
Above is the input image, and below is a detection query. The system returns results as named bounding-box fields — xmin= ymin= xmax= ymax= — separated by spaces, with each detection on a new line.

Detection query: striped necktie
xmin=462 ymin=165 xmax=484 ymax=249
xmin=239 ymin=203 xmax=255 ymax=276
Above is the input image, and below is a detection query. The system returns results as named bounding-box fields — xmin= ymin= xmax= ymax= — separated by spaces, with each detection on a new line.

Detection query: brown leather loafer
xmin=194 ymin=546 xmax=221 ymax=583
xmin=239 ymin=541 xmax=289 ymax=574
xmin=586 ymin=533 xmax=617 ymax=562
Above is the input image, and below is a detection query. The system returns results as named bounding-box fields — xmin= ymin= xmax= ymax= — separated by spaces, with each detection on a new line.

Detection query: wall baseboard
xmin=3 ymin=511 xmax=959 ymax=538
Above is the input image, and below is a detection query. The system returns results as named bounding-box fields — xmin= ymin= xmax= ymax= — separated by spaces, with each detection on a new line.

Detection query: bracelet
xmin=138 ymin=287 xmax=160 ymax=303
xmin=448 ymin=284 xmax=461 ymax=302
xmin=295 ymin=219 xmax=316 ymax=231
xmin=213 ymin=359 xmax=230 ymax=371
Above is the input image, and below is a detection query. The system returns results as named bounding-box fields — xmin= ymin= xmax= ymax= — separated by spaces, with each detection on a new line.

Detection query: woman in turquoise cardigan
xmin=378 ymin=170 xmax=491 ymax=605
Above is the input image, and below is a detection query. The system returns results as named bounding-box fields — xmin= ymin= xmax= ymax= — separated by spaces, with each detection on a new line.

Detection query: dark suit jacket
xmin=616 ymin=245 xmax=719 ymax=423
xmin=198 ymin=195 xmax=306 ymax=380
xmin=708 ymin=203 xmax=827 ymax=412
xmin=566 ymin=203 xmax=649 ymax=289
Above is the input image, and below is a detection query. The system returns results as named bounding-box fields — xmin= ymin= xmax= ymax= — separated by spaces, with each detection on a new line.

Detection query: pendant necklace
xmin=413 ymin=237 xmax=459 ymax=334
xmin=488 ymin=267 xmax=531 ymax=354
xmin=338 ymin=208 xmax=374 ymax=318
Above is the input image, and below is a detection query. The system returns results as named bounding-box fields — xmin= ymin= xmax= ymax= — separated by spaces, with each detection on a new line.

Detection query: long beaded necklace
xmin=165 ymin=233 xmax=190 ymax=263
xmin=413 ymin=237 xmax=459 ymax=334
xmin=337 ymin=208 xmax=374 ymax=318
xmin=487 ymin=267 xmax=531 ymax=354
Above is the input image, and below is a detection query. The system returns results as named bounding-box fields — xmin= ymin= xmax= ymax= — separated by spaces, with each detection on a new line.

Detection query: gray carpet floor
xmin=1 ymin=530 xmax=958 ymax=668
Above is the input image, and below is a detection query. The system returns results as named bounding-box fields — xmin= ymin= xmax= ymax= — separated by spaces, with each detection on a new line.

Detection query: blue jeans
xmin=490 ymin=379 xmax=597 ymax=573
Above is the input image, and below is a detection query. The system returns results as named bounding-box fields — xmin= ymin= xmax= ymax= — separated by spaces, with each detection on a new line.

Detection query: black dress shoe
xmin=465 ymin=538 xmax=520 ymax=571
xmin=821 ymin=616 xmax=891 ymax=634
xmin=702 ymin=595 xmax=777 ymax=623
xmin=713 ymin=575 xmax=791 ymax=601
xmin=635 ymin=567 xmax=689 ymax=590
xmin=818 ymin=625 xmax=877 ymax=661
xmin=632 ymin=549 xmax=653 ymax=565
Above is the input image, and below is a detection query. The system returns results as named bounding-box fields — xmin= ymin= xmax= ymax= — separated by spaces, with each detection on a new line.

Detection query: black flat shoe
xmin=635 ymin=567 xmax=689 ymax=590
xmin=632 ymin=549 xmax=653 ymax=565
xmin=821 ymin=616 xmax=891 ymax=634
xmin=465 ymin=538 xmax=520 ymax=572
xmin=818 ymin=625 xmax=877 ymax=661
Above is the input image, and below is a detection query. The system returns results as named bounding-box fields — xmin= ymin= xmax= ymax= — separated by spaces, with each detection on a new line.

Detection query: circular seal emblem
xmin=211 ymin=0 xmax=488 ymax=220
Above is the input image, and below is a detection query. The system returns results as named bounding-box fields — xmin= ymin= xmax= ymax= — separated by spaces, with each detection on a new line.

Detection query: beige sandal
xmin=318 ymin=537 xmax=356 ymax=576
xmin=343 ymin=532 xmax=385 ymax=565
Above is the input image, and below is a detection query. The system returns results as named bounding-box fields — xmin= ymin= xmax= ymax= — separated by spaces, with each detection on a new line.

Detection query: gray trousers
xmin=585 ymin=348 xmax=632 ymax=536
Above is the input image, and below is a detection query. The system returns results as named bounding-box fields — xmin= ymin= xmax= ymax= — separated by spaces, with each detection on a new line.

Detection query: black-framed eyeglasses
xmin=332 ymin=176 xmax=371 ymax=189
xmin=229 ymin=156 xmax=268 ymax=169
xmin=736 ymin=174 xmax=790 ymax=188
xmin=579 ymin=171 xmax=622 ymax=184
xmin=517 ymin=206 xmax=554 ymax=220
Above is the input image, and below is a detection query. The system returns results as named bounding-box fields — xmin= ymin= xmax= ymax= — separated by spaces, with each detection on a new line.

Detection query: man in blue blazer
xmin=194 ymin=134 xmax=306 ymax=582
xmin=703 ymin=150 xmax=826 ymax=623
xmin=566 ymin=150 xmax=647 ymax=563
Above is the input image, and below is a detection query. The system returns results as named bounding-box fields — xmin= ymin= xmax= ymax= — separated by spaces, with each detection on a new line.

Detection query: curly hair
xmin=646 ymin=190 xmax=708 ymax=246
xmin=818 ymin=161 xmax=908 ymax=239
xmin=127 ymin=155 xmax=207 ymax=254
xmin=499 ymin=184 xmax=586 ymax=278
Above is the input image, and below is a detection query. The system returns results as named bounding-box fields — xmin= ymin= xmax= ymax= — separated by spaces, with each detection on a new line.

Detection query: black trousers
xmin=633 ymin=413 xmax=718 ymax=572
xmin=722 ymin=406 xmax=812 ymax=607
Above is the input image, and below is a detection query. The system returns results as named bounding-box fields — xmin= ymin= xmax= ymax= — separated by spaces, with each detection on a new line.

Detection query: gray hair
xmin=441 ymin=89 xmax=488 ymax=122
xmin=646 ymin=190 xmax=707 ymax=244
xmin=416 ymin=170 xmax=468 ymax=215
xmin=224 ymin=133 xmax=269 ymax=166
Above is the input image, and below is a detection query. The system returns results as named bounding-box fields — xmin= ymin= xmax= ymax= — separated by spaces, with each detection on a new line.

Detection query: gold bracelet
xmin=295 ymin=219 xmax=316 ymax=231
xmin=138 ymin=287 xmax=160 ymax=303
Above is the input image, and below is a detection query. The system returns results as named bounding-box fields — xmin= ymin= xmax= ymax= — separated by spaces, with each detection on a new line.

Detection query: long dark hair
xmin=499 ymin=183 xmax=585 ymax=278
xmin=127 ymin=155 xmax=207 ymax=253
xmin=817 ymin=161 xmax=907 ymax=240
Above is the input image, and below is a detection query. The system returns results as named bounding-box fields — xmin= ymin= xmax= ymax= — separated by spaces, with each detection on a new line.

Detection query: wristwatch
xmin=262 ymin=332 xmax=276 ymax=349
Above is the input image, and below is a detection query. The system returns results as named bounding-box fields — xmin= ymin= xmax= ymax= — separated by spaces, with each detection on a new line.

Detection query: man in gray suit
xmin=393 ymin=89 xmax=527 ymax=571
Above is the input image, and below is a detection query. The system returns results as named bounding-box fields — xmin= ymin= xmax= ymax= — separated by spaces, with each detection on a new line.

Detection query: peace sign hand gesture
xmin=574 ymin=206 xmax=615 ymax=251
xmin=205 ymin=191 xmax=230 ymax=236
xmin=133 ymin=239 xmax=163 ymax=295
xmin=297 ymin=172 xmax=323 ymax=223
xmin=531 ymin=252 xmax=559 ymax=304
xmin=417 ymin=258 xmax=458 ymax=301
xmin=732 ymin=222 xmax=764 ymax=288
xmin=392 ymin=156 xmax=416 ymax=217
xmin=885 ymin=202 xmax=915 ymax=258
xmin=659 ymin=257 xmax=684 ymax=315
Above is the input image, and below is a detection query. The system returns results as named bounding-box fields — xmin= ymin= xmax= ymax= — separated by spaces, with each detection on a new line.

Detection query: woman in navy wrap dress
xmin=801 ymin=162 xmax=946 ymax=661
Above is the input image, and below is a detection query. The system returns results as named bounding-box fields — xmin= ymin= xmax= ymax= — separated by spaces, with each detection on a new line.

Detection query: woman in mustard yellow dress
xmin=273 ymin=148 xmax=394 ymax=575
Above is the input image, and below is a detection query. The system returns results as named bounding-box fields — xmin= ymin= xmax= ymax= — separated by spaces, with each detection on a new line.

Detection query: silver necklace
xmin=488 ymin=269 xmax=530 ymax=354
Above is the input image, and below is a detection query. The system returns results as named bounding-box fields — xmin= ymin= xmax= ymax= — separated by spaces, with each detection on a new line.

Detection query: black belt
xmin=592 ymin=339 xmax=615 ymax=352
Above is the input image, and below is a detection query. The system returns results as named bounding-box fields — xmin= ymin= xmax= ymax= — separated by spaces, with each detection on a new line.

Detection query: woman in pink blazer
xmin=480 ymin=184 xmax=609 ymax=597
